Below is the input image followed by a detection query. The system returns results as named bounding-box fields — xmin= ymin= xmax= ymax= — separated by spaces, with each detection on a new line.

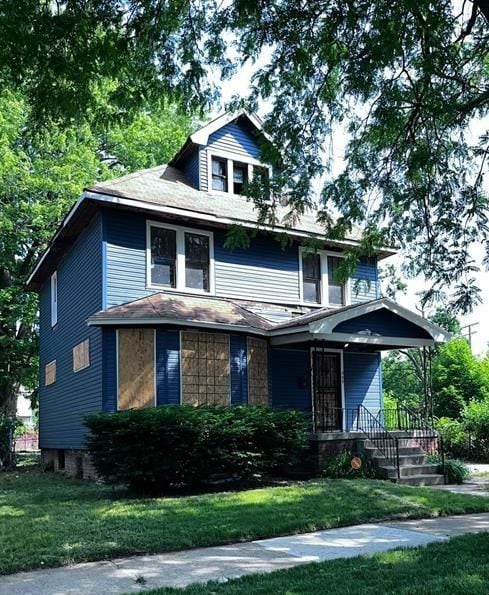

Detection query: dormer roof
xmin=169 ymin=110 xmax=269 ymax=169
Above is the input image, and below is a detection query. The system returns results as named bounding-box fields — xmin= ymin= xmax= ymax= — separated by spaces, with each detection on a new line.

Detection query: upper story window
xmin=185 ymin=232 xmax=210 ymax=292
xmin=211 ymin=158 xmax=227 ymax=192
xmin=327 ymin=256 xmax=345 ymax=306
xmin=50 ymin=271 xmax=58 ymax=326
xmin=302 ymin=253 xmax=321 ymax=304
xmin=148 ymin=221 xmax=214 ymax=294
xmin=150 ymin=227 xmax=177 ymax=287
xmin=299 ymin=249 xmax=349 ymax=307
xmin=209 ymin=153 xmax=269 ymax=196
xmin=233 ymin=162 xmax=248 ymax=194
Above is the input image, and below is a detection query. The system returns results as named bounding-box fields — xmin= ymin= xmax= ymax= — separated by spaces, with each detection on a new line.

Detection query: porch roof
xmin=269 ymin=298 xmax=451 ymax=348
xmin=88 ymin=294 xmax=451 ymax=349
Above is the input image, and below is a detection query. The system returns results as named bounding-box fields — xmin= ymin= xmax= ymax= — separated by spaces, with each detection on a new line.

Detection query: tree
xmin=382 ymin=306 xmax=462 ymax=413
xmin=1 ymin=1 xmax=489 ymax=311
xmin=432 ymin=338 xmax=489 ymax=418
xmin=0 ymin=91 xmax=195 ymax=416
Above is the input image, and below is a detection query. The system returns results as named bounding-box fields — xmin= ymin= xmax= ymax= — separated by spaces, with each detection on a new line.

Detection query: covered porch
xmin=268 ymin=298 xmax=451 ymax=435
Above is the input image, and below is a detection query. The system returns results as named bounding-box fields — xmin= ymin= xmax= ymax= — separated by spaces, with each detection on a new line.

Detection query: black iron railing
xmin=313 ymin=406 xmax=358 ymax=432
xmin=357 ymin=405 xmax=401 ymax=479
xmin=377 ymin=405 xmax=445 ymax=479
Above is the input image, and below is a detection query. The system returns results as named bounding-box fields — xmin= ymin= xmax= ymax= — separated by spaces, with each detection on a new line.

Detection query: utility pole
xmin=415 ymin=303 xmax=431 ymax=418
xmin=461 ymin=322 xmax=479 ymax=351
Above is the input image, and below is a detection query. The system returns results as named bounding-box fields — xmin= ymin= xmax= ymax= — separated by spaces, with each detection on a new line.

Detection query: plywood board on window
xmin=118 ymin=328 xmax=155 ymax=410
xmin=45 ymin=360 xmax=56 ymax=386
xmin=73 ymin=339 xmax=90 ymax=372
xmin=247 ymin=337 xmax=269 ymax=406
xmin=181 ymin=331 xmax=230 ymax=406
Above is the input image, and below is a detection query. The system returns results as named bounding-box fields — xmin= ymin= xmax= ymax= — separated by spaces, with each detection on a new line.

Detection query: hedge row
xmin=85 ymin=405 xmax=308 ymax=493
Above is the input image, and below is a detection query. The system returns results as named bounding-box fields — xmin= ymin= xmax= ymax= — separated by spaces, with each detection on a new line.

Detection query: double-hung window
xmin=302 ymin=253 xmax=321 ymax=304
xmin=185 ymin=232 xmax=210 ymax=291
xmin=300 ymin=249 xmax=348 ymax=307
xmin=150 ymin=227 xmax=177 ymax=287
xmin=211 ymin=158 xmax=227 ymax=191
xmin=148 ymin=222 xmax=213 ymax=293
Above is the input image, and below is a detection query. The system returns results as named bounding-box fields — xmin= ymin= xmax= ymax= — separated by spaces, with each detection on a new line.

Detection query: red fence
xmin=15 ymin=432 xmax=39 ymax=451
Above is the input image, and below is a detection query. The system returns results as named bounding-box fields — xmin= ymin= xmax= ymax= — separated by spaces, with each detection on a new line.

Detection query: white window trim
xmin=146 ymin=220 xmax=215 ymax=295
xmin=207 ymin=150 xmax=273 ymax=195
xmin=50 ymin=271 xmax=58 ymax=327
xmin=298 ymin=247 xmax=351 ymax=308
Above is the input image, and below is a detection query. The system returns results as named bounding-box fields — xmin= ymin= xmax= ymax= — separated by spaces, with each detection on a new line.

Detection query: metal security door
xmin=312 ymin=351 xmax=342 ymax=431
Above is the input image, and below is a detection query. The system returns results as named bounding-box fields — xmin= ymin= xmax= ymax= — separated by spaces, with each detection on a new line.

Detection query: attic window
xmin=233 ymin=162 xmax=248 ymax=194
xmin=211 ymin=157 xmax=227 ymax=192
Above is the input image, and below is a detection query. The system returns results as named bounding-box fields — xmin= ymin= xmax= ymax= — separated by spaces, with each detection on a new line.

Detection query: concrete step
xmin=364 ymin=445 xmax=425 ymax=457
xmin=371 ymin=453 xmax=428 ymax=466
xmin=394 ymin=474 xmax=445 ymax=486
xmin=383 ymin=464 xmax=440 ymax=479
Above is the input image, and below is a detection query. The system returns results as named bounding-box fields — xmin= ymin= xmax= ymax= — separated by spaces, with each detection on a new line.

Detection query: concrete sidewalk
xmin=1 ymin=513 xmax=489 ymax=595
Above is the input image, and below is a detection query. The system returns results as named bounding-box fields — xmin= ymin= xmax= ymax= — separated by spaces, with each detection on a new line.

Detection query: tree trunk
xmin=0 ymin=380 xmax=18 ymax=418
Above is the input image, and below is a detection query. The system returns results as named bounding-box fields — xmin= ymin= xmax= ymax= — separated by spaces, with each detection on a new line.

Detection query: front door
xmin=312 ymin=350 xmax=343 ymax=431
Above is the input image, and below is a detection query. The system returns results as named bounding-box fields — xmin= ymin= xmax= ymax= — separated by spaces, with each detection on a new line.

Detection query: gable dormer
xmin=170 ymin=111 xmax=271 ymax=194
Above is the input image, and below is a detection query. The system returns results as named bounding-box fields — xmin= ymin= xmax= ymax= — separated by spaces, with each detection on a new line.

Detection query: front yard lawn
xmin=149 ymin=533 xmax=489 ymax=595
xmin=2 ymin=464 xmax=489 ymax=575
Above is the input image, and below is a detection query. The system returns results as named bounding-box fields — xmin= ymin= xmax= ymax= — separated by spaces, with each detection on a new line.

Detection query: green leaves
xmin=0 ymin=88 xmax=195 ymax=413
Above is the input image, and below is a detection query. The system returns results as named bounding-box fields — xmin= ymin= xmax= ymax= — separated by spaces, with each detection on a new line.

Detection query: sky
xmin=213 ymin=59 xmax=488 ymax=356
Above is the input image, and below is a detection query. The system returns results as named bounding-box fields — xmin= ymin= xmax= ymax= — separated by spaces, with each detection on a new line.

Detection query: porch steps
xmin=360 ymin=439 xmax=445 ymax=486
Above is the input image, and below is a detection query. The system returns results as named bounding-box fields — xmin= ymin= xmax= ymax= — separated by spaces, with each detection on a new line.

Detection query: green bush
xmin=429 ymin=454 xmax=470 ymax=484
xmin=321 ymin=452 xmax=376 ymax=479
xmin=85 ymin=405 xmax=308 ymax=493
xmin=435 ymin=417 xmax=471 ymax=459
xmin=464 ymin=399 xmax=489 ymax=460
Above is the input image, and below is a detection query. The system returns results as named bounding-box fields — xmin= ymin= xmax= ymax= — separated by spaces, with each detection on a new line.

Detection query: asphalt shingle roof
xmin=87 ymin=164 xmax=365 ymax=243
xmin=88 ymin=292 xmax=273 ymax=333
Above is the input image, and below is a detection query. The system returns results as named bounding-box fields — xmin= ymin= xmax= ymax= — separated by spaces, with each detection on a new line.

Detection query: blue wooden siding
xmin=230 ymin=335 xmax=248 ymax=405
xmin=207 ymin=121 xmax=261 ymax=160
xmin=334 ymin=309 xmax=431 ymax=338
xmin=104 ymin=210 xmax=153 ymax=308
xmin=214 ymin=231 xmax=301 ymax=304
xmin=102 ymin=328 xmax=117 ymax=412
xmin=38 ymin=216 xmax=103 ymax=450
xmin=270 ymin=348 xmax=311 ymax=414
xmin=351 ymin=257 xmax=379 ymax=303
xmin=156 ymin=329 xmax=181 ymax=405
xmin=182 ymin=149 xmax=200 ymax=189
xmin=199 ymin=148 xmax=208 ymax=191
xmin=343 ymin=352 xmax=382 ymax=430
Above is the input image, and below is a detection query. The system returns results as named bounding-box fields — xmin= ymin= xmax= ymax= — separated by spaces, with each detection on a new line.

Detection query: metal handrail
xmin=356 ymin=405 xmax=400 ymax=479
xmin=377 ymin=405 xmax=445 ymax=481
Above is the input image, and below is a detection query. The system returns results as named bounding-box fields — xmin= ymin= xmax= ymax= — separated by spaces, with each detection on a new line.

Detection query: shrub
xmin=321 ymin=452 xmax=376 ymax=479
xmin=85 ymin=405 xmax=308 ymax=493
xmin=464 ymin=399 xmax=489 ymax=460
xmin=435 ymin=417 xmax=471 ymax=459
xmin=429 ymin=454 xmax=470 ymax=484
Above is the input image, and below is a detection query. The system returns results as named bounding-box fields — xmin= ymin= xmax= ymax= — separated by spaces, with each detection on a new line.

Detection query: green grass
xmin=2 ymin=464 xmax=489 ymax=575
xmin=147 ymin=533 xmax=489 ymax=595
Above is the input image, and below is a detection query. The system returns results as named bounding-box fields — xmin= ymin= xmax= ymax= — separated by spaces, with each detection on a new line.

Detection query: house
xmin=26 ymin=111 xmax=450 ymax=481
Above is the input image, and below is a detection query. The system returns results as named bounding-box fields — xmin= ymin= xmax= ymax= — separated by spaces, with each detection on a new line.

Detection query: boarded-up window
xmin=45 ymin=360 xmax=56 ymax=386
xmin=73 ymin=339 xmax=90 ymax=372
xmin=181 ymin=331 xmax=230 ymax=405
xmin=118 ymin=328 xmax=155 ymax=410
xmin=247 ymin=337 xmax=269 ymax=405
